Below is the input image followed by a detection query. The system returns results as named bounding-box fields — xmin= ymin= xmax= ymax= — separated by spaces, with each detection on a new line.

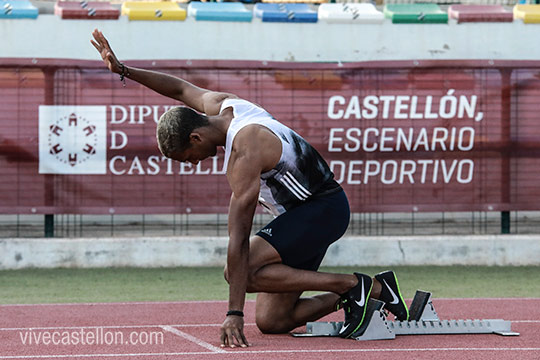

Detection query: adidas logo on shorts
xmin=260 ymin=228 xmax=272 ymax=237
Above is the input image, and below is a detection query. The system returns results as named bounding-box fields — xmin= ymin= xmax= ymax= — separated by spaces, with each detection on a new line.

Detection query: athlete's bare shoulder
xmin=230 ymin=125 xmax=281 ymax=173
xmin=201 ymin=92 xmax=239 ymax=115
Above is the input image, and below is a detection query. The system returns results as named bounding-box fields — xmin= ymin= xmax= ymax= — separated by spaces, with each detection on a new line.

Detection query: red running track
xmin=1 ymin=297 xmax=539 ymax=360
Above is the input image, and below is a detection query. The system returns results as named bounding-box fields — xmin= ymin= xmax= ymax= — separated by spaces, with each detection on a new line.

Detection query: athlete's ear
xmin=189 ymin=132 xmax=202 ymax=144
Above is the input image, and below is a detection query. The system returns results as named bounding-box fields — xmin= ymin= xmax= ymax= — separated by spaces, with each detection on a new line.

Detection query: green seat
xmin=384 ymin=4 xmax=448 ymax=24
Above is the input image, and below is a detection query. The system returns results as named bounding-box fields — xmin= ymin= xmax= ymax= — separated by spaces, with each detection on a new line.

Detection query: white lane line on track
xmin=514 ymin=320 xmax=540 ymax=323
xmin=0 ymin=324 xmax=257 ymax=331
xmin=160 ymin=325 xmax=226 ymax=354
xmin=0 ymin=300 xmax=231 ymax=307
xmin=1 ymin=347 xmax=540 ymax=359
xmin=434 ymin=298 xmax=540 ymax=301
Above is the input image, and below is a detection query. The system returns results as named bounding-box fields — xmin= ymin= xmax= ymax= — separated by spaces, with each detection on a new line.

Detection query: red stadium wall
xmin=1 ymin=58 xmax=539 ymax=214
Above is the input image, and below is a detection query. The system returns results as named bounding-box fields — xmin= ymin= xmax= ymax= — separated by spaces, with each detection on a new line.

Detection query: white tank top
xmin=221 ymin=99 xmax=339 ymax=216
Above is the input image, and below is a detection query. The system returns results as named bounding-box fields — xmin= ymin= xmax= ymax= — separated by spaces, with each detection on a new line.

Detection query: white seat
xmin=318 ymin=3 xmax=384 ymax=24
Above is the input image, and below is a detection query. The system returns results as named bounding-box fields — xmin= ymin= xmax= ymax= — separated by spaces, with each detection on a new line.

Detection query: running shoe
xmin=338 ymin=273 xmax=373 ymax=338
xmin=374 ymin=270 xmax=409 ymax=321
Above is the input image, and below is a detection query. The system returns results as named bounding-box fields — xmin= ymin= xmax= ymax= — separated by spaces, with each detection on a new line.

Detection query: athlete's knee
xmin=256 ymin=311 xmax=294 ymax=334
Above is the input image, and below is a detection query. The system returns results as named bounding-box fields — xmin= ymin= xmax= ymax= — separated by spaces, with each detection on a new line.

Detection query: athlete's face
xmin=170 ymin=133 xmax=217 ymax=165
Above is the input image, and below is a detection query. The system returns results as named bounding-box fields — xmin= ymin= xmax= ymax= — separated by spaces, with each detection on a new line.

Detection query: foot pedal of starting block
xmin=352 ymin=299 xmax=395 ymax=341
xmin=409 ymin=290 xmax=439 ymax=321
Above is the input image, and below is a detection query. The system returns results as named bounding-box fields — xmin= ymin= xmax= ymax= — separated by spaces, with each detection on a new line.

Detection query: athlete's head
xmin=156 ymin=106 xmax=210 ymax=159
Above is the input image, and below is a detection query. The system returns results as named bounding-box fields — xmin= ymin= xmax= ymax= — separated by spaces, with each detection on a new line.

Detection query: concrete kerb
xmin=1 ymin=235 xmax=539 ymax=269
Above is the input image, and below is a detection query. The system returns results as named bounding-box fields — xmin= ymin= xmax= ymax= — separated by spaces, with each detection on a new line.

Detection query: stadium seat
xmin=187 ymin=2 xmax=252 ymax=22
xmin=448 ymin=5 xmax=513 ymax=23
xmin=121 ymin=1 xmax=186 ymax=21
xmin=0 ymin=0 xmax=38 ymax=19
xmin=514 ymin=4 xmax=540 ymax=24
xmin=318 ymin=3 xmax=384 ymax=24
xmin=55 ymin=1 xmax=120 ymax=20
xmin=384 ymin=4 xmax=448 ymax=24
xmin=254 ymin=3 xmax=317 ymax=23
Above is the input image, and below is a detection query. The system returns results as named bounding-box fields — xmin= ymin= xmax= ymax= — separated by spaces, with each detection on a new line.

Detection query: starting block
xmin=291 ymin=290 xmax=519 ymax=340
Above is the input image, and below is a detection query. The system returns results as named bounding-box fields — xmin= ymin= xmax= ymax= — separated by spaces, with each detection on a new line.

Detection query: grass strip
xmin=1 ymin=266 xmax=538 ymax=304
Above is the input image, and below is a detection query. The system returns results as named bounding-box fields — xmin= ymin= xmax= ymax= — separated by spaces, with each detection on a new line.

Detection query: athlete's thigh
xmin=249 ymin=235 xmax=282 ymax=269
xmin=225 ymin=235 xmax=281 ymax=281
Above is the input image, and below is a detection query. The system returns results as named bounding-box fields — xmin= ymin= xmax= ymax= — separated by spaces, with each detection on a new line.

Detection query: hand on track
xmin=220 ymin=315 xmax=249 ymax=348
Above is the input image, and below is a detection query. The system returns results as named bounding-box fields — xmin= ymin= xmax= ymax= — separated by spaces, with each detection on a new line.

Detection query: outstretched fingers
xmin=220 ymin=328 xmax=249 ymax=348
xmin=92 ymin=29 xmax=106 ymax=46
xmin=91 ymin=29 xmax=102 ymax=48
xmin=237 ymin=330 xmax=249 ymax=347
xmin=221 ymin=328 xmax=234 ymax=348
xmin=90 ymin=29 xmax=120 ymax=74
xmin=90 ymin=39 xmax=100 ymax=51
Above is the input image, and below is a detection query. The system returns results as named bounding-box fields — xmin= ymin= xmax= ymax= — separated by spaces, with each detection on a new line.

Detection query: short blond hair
xmin=156 ymin=107 xmax=209 ymax=157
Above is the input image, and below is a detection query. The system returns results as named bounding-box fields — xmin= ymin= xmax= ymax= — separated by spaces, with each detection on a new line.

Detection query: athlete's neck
xmin=207 ymin=107 xmax=234 ymax=146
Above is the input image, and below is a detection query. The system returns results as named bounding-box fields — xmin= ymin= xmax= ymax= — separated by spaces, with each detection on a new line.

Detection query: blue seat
xmin=254 ymin=3 xmax=317 ymax=23
xmin=1 ymin=0 xmax=38 ymax=19
xmin=187 ymin=2 xmax=252 ymax=22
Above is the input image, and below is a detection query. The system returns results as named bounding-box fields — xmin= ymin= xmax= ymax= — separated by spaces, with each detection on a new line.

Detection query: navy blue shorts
xmin=256 ymin=189 xmax=350 ymax=271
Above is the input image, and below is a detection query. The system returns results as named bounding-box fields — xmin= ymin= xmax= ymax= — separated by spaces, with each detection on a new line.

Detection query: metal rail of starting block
xmin=291 ymin=290 xmax=520 ymax=340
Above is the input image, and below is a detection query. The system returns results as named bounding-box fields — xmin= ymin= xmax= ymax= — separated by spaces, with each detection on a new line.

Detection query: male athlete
xmin=91 ymin=29 xmax=409 ymax=348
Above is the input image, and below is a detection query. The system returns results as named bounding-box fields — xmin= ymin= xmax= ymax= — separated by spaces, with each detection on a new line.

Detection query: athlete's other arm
xmin=90 ymin=29 xmax=236 ymax=116
xmin=220 ymin=126 xmax=281 ymax=348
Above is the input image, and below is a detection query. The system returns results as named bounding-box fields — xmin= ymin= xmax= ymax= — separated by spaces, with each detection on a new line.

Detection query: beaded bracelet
xmin=119 ymin=63 xmax=130 ymax=87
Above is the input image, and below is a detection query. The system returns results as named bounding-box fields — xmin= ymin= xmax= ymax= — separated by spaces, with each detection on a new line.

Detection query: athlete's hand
xmin=90 ymin=29 xmax=122 ymax=74
xmin=220 ymin=315 xmax=249 ymax=348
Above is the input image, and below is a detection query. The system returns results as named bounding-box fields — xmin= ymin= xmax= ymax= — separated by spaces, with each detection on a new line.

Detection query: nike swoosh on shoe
xmin=355 ymin=277 xmax=365 ymax=307
xmin=339 ymin=323 xmax=350 ymax=334
xmin=383 ymin=279 xmax=400 ymax=305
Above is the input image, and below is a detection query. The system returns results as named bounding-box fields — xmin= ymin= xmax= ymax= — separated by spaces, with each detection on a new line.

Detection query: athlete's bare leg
xmin=225 ymin=236 xmax=382 ymax=333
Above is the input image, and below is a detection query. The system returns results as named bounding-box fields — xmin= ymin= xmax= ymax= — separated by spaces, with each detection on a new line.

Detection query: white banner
xmin=39 ymin=106 xmax=107 ymax=174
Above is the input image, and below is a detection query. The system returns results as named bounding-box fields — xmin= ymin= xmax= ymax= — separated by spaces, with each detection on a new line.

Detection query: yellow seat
xmin=513 ymin=4 xmax=540 ymax=24
xmin=121 ymin=1 xmax=186 ymax=21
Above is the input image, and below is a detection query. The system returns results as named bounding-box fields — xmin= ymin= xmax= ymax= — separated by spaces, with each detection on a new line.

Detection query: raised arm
xmin=90 ymin=29 xmax=235 ymax=115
